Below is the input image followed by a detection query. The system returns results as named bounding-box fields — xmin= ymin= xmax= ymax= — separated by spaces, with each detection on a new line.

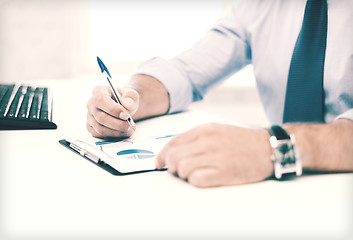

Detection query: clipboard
xmin=59 ymin=138 xmax=168 ymax=175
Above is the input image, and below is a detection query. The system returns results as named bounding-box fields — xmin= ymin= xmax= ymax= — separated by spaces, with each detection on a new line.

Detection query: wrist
xmin=259 ymin=128 xmax=275 ymax=178
xmin=284 ymin=120 xmax=353 ymax=172
xmin=282 ymin=123 xmax=317 ymax=170
xmin=126 ymin=74 xmax=170 ymax=119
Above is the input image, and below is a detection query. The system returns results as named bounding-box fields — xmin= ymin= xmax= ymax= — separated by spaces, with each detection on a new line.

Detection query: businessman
xmin=86 ymin=0 xmax=353 ymax=187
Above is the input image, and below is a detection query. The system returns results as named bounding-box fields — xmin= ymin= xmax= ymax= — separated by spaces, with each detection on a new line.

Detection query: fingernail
xmin=119 ymin=111 xmax=129 ymax=120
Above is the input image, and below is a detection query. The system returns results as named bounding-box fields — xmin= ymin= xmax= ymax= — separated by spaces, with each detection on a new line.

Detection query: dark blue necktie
xmin=283 ymin=0 xmax=328 ymax=123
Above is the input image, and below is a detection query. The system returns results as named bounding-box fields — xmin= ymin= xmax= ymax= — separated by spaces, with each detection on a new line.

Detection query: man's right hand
xmin=86 ymin=85 xmax=139 ymax=138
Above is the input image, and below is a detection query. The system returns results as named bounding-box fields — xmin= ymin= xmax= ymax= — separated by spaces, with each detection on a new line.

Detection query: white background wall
xmin=90 ymin=0 xmax=224 ymax=61
xmin=0 ymin=0 xmax=256 ymax=89
xmin=0 ymin=0 xmax=241 ymax=82
xmin=0 ymin=0 xmax=91 ymax=83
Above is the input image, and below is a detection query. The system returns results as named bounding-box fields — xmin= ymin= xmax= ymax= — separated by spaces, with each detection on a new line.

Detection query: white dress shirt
xmin=135 ymin=0 xmax=353 ymax=124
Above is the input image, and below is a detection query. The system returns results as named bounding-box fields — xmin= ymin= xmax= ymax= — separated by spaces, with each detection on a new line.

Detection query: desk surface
xmin=1 ymin=78 xmax=352 ymax=240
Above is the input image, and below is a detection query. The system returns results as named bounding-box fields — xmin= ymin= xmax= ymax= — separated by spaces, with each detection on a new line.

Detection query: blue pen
xmin=97 ymin=56 xmax=136 ymax=131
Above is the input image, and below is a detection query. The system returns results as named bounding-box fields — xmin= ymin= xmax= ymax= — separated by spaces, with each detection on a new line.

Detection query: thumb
xmin=119 ymin=88 xmax=139 ymax=115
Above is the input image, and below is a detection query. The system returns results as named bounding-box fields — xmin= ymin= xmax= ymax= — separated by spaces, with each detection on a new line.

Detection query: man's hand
xmin=156 ymin=123 xmax=274 ymax=187
xmin=86 ymin=74 xmax=170 ymax=138
xmin=86 ymin=85 xmax=139 ymax=138
xmin=156 ymin=119 xmax=353 ymax=188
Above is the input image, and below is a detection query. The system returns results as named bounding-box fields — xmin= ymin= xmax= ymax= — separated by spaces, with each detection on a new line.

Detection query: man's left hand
xmin=156 ymin=123 xmax=273 ymax=187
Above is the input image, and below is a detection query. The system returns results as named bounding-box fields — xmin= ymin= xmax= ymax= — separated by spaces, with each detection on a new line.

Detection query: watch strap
xmin=268 ymin=125 xmax=290 ymax=140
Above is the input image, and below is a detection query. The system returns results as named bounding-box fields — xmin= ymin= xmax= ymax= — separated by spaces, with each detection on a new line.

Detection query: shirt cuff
xmin=335 ymin=108 xmax=353 ymax=121
xmin=134 ymin=57 xmax=193 ymax=114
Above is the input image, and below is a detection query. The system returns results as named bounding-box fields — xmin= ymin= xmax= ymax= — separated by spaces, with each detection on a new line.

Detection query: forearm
xmin=125 ymin=74 xmax=170 ymax=120
xmin=284 ymin=119 xmax=353 ymax=172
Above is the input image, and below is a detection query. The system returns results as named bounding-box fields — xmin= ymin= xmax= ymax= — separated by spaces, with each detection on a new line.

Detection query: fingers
xmin=87 ymin=98 xmax=127 ymax=129
xmin=86 ymin=85 xmax=139 ymax=138
xmin=120 ymin=88 xmax=139 ymax=115
xmin=156 ymin=140 xmax=198 ymax=170
xmin=188 ymin=168 xmax=223 ymax=188
xmin=155 ymin=125 xmax=207 ymax=169
xmin=155 ymin=126 xmax=223 ymax=188
xmin=176 ymin=156 xmax=216 ymax=179
xmin=163 ymin=153 xmax=232 ymax=188
xmin=174 ymin=157 xmax=225 ymax=187
xmin=162 ymin=149 xmax=220 ymax=184
xmin=86 ymin=111 xmax=133 ymax=138
xmin=155 ymin=123 xmax=247 ymax=188
xmin=90 ymin=86 xmax=130 ymax=119
xmin=86 ymin=121 xmax=101 ymax=138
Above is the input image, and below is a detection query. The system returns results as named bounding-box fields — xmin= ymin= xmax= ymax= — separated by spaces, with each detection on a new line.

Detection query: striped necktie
xmin=283 ymin=0 xmax=328 ymax=123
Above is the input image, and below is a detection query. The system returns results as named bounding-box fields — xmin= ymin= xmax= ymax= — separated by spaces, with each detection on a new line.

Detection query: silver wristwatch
xmin=267 ymin=125 xmax=302 ymax=179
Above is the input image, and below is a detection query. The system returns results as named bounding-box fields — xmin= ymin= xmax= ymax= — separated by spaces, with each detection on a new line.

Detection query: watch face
xmin=279 ymin=143 xmax=289 ymax=154
xmin=271 ymin=138 xmax=296 ymax=165
xmin=280 ymin=143 xmax=295 ymax=165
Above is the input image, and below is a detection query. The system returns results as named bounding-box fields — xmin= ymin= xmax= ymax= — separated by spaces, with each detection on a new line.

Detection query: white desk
xmin=1 ymin=78 xmax=352 ymax=240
